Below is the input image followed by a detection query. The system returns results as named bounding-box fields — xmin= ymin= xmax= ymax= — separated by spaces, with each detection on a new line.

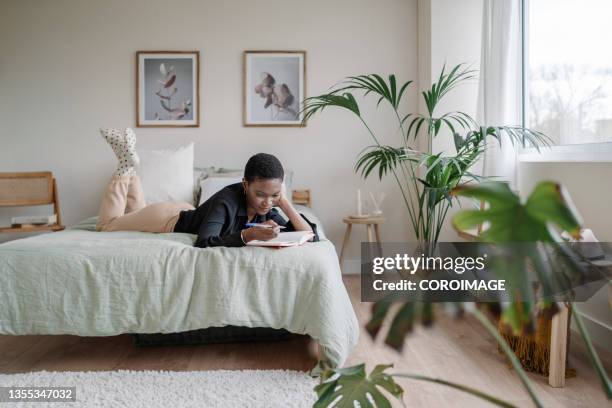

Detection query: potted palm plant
xmin=302 ymin=64 xmax=548 ymax=251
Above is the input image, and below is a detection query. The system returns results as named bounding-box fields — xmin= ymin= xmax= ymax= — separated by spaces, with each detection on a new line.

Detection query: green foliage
xmin=453 ymin=181 xmax=612 ymax=398
xmin=451 ymin=182 xmax=582 ymax=331
xmin=333 ymin=74 xmax=413 ymax=110
xmin=301 ymin=93 xmax=360 ymax=123
xmin=452 ymin=181 xmax=581 ymax=243
xmin=314 ymin=364 xmax=403 ymax=408
xmin=317 ymin=182 xmax=610 ymax=407
xmin=316 ymin=361 xmax=524 ymax=408
xmin=354 ymin=145 xmax=417 ymax=180
xmin=423 ymin=64 xmax=477 ymax=117
xmin=303 ymin=65 xmax=610 ymax=407
xmin=365 ymin=301 xmax=433 ymax=352
xmin=302 ymin=63 xmax=550 ymax=249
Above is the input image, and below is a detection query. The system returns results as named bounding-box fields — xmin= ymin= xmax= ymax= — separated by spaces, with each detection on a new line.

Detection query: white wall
xmin=0 ymin=0 xmax=419 ymax=265
xmin=419 ymin=0 xmax=484 ymax=241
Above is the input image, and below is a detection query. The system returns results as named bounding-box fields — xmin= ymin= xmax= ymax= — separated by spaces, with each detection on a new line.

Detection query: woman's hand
xmin=241 ymin=220 xmax=280 ymax=242
xmin=277 ymin=182 xmax=291 ymax=210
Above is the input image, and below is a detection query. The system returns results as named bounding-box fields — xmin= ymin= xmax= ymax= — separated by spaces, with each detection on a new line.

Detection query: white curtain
xmin=477 ymin=0 xmax=523 ymax=189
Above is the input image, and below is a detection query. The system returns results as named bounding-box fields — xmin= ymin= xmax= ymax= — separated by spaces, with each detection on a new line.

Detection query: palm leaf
xmin=397 ymin=80 xmax=413 ymax=108
xmin=355 ymin=145 xmax=415 ymax=180
xmin=333 ymin=75 xmax=413 ymax=110
xmin=301 ymin=92 xmax=361 ymax=124
xmin=422 ymin=64 xmax=477 ymax=116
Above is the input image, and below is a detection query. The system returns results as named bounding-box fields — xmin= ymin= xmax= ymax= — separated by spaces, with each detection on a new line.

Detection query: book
xmin=246 ymin=231 xmax=315 ymax=247
xmin=11 ymin=214 xmax=57 ymax=226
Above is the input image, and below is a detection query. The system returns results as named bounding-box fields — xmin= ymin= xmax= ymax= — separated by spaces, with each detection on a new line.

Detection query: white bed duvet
xmin=0 ymin=207 xmax=359 ymax=369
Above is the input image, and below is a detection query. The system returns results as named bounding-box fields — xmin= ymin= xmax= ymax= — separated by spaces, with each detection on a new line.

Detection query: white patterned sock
xmin=100 ymin=128 xmax=140 ymax=176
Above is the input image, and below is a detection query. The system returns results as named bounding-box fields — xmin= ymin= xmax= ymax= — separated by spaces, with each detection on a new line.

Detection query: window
xmin=524 ymin=0 xmax=612 ymax=146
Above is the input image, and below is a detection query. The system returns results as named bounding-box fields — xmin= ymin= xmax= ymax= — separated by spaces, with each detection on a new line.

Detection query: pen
xmin=246 ymin=223 xmax=286 ymax=229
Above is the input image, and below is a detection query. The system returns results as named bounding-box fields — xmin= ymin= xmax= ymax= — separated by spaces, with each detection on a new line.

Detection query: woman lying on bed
xmin=95 ymin=128 xmax=318 ymax=248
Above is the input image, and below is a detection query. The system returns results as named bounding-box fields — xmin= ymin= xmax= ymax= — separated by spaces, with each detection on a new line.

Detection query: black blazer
xmin=173 ymin=183 xmax=319 ymax=248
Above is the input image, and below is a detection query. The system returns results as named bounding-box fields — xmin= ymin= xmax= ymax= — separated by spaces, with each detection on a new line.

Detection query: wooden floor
xmin=1 ymin=276 xmax=610 ymax=407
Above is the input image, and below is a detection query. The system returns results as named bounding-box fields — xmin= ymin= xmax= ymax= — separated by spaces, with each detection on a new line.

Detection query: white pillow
xmin=198 ymin=175 xmax=243 ymax=205
xmin=137 ymin=143 xmax=194 ymax=205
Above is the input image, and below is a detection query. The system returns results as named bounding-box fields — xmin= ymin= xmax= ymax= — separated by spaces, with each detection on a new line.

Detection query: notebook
xmin=246 ymin=231 xmax=315 ymax=247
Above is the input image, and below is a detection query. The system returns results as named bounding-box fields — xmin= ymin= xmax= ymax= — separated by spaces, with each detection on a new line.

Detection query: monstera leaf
xmin=365 ymin=301 xmax=435 ymax=352
xmin=452 ymin=181 xmax=611 ymax=398
xmin=450 ymin=181 xmax=582 ymax=332
xmin=452 ymin=181 xmax=581 ymax=242
xmin=365 ymin=182 xmax=585 ymax=345
xmin=314 ymin=364 xmax=404 ymax=408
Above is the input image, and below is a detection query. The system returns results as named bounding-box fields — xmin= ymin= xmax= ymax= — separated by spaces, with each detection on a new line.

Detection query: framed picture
xmin=243 ymin=50 xmax=306 ymax=127
xmin=137 ymin=51 xmax=199 ymax=127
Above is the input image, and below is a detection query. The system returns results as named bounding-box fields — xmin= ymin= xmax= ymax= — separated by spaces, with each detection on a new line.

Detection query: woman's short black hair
xmin=244 ymin=153 xmax=284 ymax=182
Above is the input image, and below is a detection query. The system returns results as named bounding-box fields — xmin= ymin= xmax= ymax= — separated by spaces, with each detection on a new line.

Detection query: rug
xmin=0 ymin=369 xmax=318 ymax=407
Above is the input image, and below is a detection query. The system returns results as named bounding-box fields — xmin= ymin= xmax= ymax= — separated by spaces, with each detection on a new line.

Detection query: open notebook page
xmin=246 ymin=231 xmax=315 ymax=247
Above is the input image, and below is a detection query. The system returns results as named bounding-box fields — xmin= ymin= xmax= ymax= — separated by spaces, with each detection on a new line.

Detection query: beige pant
xmin=96 ymin=174 xmax=195 ymax=233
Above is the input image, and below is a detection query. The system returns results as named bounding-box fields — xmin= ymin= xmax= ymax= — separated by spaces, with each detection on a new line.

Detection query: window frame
xmin=518 ymin=0 xmax=612 ymax=162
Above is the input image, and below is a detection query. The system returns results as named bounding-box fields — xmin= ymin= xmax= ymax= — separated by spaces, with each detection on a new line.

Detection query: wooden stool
xmin=339 ymin=216 xmax=385 ymax=270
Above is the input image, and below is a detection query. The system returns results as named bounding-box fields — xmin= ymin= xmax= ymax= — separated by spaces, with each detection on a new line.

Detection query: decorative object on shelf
xmin=348 ymin=189 xmax=369 ymax=219
xmin=137 ymin=51 xmax=199 ymax=127
xmin=0 ymin=172 xmax=64 ymax=234
xmin=369 ymin=191 xmax=386 ymax=217
xmin=243 ymin=50 xmax=305 ymax=127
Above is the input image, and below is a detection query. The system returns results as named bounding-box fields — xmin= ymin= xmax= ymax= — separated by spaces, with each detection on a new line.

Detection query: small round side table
xmin=339 ymin=216 xmax=385 ymax=270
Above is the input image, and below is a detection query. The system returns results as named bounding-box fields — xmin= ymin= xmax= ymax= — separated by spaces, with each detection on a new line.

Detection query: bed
xmin=0 ymin=205 xmax=359 ymax=372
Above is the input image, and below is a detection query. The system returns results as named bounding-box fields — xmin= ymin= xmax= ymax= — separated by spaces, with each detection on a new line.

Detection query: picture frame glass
xmin=137 ymin=52 xmax=199 ymax=127
xmin=245 ymin=52 xmax=305 ymax=126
